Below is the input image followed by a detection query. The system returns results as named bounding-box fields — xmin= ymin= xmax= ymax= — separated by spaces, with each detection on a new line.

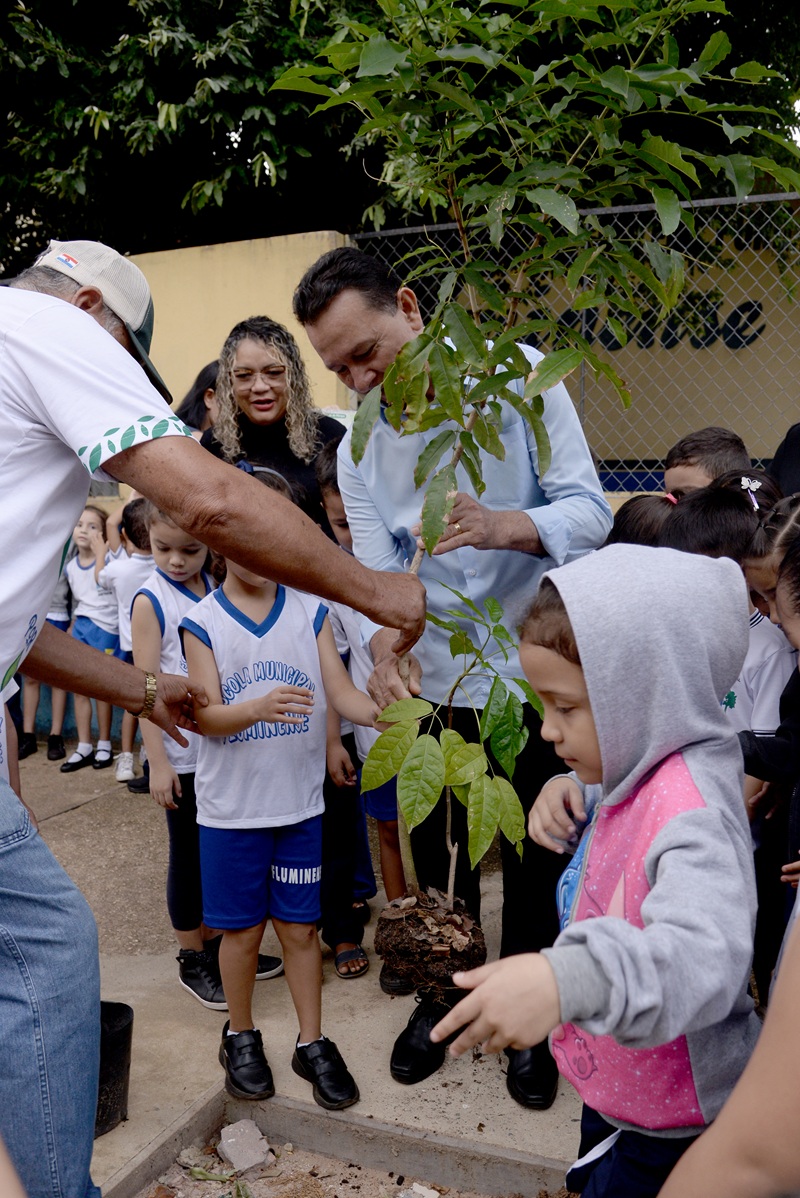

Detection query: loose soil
xmin=374 ymin=893 xmax=487 ymax=993
xmin=135 ymin=1137 xmax=576 ymax=1198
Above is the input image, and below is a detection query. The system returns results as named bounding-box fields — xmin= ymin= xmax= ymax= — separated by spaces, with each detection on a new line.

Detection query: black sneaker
xmin=18 ymin=732 xmax=38 ymax=760
xmin=47 ymin=734 xmax=66 ymax=761
xmin=219 ymin=1022 xmax=275 ymax=1100
xmin=256 ymin=954 xmax=284 ymax=980
xmin=127 ymin=774 xmax=150 ymax=794
xmin=292 ymin=1037 xmax=359 ymax=1110
xmin=177 ymin=948 xmax=227 ymax=1010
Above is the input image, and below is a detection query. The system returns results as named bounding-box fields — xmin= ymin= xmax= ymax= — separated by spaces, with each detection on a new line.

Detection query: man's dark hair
xmin=664 ymin=426 xmax=750 ymax=477
xmin=293 ymin=247 xmax=404 ymax=326
xmin=519 ymin=578 xmax=581 ymax=666
xmin=121 ymin=498 xmax=150 ymax=552
xmin=604 ymin=494 xmax=676 ymax=548
xmin=658 ymin=485 xmax=759 ymax=564
xmin=314 ymin=432 xmax=345 ymax=495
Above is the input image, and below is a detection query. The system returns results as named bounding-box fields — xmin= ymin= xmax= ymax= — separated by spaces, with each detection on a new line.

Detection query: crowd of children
xmin=19 ymin=397 xmax=800 ymax=1194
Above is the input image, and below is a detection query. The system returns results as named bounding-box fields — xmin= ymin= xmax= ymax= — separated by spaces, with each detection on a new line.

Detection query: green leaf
xmin=651 ymin=186 xmax=680 ymax=236
xmin=639 ymin=136 xmax=699 ymax=185
xmin=467 ymin=775 xmax=501 ymax=868
xmin=378 ymin=698 xmax=434 ymax=723
xmin=732 ymin=61 xmax=783 ymax=81
xmin=472 ymin=411 xmax=505 ymax=462
xmin=397 ymin=735 xmax=445 ymax=830
xmin=451 ymin=783 xmax=470 ymax=807
xmin=720 ymin=154 xmax=754 ymax=200
xmin=494 ymin=776 xmax=526 ymax=857
xmin=420 ymin=464 xmax=457 ymax=555
xmin=490 ymin=693 xmax=528 ymax=780
xmin=349 ymin=388 xmax=381 ymax=466
xmin=513 ymin=677 xmax=544 ymax=719
xmin=692 ymin=30 xmax=731 ymax=74
xmin=480 ymin=676 xmax=509 ymax=741
xmin=357 ymin=35 xmax=409 ymax=77
xmin=427 ymin=340 xmax=464 ymax=423
xmin=442 ymin=303 xmax=487 ymax=370
xmin=449 ymin=629 xmax=476 ymax=659
xmin=526 ymin=187 xmax=580 ymax=236
xmin=361 ymin=721 xmax=419 ymax=791
xmin=413 ymin=429 xmax=456 ymax=489
xmin=441 ymin=730 xmax=488 ymax=787
xmin=721 ymin=118 xmax=753 ymax=143
xmin=599 ymin=65 xmax=629 ymax=98
xmin=523 ymin=348 xmax=583 ymax=399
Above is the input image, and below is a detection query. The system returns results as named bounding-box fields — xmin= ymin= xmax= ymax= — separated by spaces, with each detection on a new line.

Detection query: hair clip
xmin=741 ymin=476 xmax=762 ymax=511
xmin=665 ymin=492 xmax=678 ymax=505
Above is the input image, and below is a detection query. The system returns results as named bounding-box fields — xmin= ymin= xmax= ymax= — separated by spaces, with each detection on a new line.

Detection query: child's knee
xmin=275 ymin=920 xmax=318 ymax=950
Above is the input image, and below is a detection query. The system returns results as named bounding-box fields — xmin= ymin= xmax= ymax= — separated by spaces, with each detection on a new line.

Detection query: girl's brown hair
xmin=519 ymin=578 xmax=581 ymax=666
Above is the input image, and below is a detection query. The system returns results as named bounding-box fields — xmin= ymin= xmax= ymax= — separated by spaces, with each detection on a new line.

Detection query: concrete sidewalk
xmin=19 ymin=746 xmax=580 ymax=1197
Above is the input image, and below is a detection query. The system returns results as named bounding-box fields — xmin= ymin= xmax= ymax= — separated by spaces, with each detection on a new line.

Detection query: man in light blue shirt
xmin=294 ymin=247 xmax=612 ymax=1106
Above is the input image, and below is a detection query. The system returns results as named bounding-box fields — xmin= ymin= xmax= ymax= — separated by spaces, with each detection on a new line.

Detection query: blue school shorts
xmin=361 ymin=774 xmax=398 ymax=822
xmin=71 ymin=616 xmax=122 ymax=658
xmin=200 ymin=814 xmax=323 ymax=929
xmin=46 ymin=617 xmax=70 ymax=634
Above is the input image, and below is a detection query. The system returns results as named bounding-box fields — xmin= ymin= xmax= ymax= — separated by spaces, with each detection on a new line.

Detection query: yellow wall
xmin=130 ymin=230 xmax=353 ymax=413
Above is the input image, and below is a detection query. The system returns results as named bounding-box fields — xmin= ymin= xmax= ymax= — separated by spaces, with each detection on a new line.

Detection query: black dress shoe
xmin=17 ymin=732 xmax=38 ymax=760
xmin=219 ymin=1023 xmax=274 ymax=1100
xmin=292 ymin=1037 xmax=359 ymax=1109
xmin=379 ymin=962 xmax=415 ymax=996
xmin=505 ymin=1041 xmax=559 ymax=1109
xmin=60 ymin=751 xmax=95 ymax=773
xmin=390 ymin=995 xmax=455 ymax=1084
xmin=127 ymin=774 xmax=151 ymax=793
xmin=47 ymin=734 xmax=66 ymax=761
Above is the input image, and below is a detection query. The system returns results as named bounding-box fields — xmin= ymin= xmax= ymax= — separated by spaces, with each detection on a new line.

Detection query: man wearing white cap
xmin=0 ymin=239 xmax=425 ymax=1198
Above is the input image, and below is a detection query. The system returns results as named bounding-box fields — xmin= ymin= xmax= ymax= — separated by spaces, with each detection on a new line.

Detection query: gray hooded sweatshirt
xmin=539 ymin=545 xmax=761 ymax=1136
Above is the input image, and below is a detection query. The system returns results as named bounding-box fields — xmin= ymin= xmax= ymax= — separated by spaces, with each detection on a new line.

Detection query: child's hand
xmin=430 ymin=954 xmax=561 ymax=1057
xmin=149 ymin=764 xmax=181 ymax=810
xmin=88 ymin=528 xmax=106 ymax=558
xmin=780 ymin=858 xmax=800 ymax=888
xmin=528 ymin=775 xmax=587 ymax=853
xmin=327 ymin=741 xmax=357 ymax=787
xmin=255 ymin=685 xmax=314 ymax=724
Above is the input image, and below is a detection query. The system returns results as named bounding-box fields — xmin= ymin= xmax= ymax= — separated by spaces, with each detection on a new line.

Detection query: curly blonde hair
xmin=214 ymin=316 xmax=321 ymax=464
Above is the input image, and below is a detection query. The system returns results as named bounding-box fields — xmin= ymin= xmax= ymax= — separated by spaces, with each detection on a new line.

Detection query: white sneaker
xmin=115 ymin=752 xmax=135 ymax=782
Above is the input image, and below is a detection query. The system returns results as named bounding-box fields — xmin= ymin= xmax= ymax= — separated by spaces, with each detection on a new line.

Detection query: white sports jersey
xmin=722 ymin=610 xmax=796 ymax=736
xmin=0 ymin=287 xmax=192 ymax=689
xmin=326 ymin=598 xmax=378 ymax=762
xmin=133 ymin=568 xmax=212 ymax=772
xmin=181 ymin=585 xmax=328 ymax=829
xmin=65 ymin=556 xmax=119 ymax=633
xmin=98 ymin=552 xmax=154 ymax=651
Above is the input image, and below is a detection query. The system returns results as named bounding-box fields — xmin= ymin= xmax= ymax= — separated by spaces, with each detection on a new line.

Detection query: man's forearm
xmin=23 ymin=623 xmax=150 ymax=713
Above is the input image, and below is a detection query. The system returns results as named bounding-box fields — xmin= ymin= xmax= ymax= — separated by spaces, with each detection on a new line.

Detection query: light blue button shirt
xmin=337 ymin=342 xmax=612 ymax=706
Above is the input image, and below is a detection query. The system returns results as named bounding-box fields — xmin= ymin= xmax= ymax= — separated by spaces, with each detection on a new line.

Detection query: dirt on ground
xmin=136 ymin=1136 xmax=576 ymax=1198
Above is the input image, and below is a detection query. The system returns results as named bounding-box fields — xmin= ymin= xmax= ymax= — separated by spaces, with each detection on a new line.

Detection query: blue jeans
xmin=0 ymin=779 xmax=101 ymax=1197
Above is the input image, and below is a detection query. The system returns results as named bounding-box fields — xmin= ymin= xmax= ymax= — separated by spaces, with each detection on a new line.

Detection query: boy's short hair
xmin=139 ymin=499 xmax=175 ymax=530
xmin=121 ymin=498 xmax=150 ymax=551
xmin=604 ymin=494 xmax=676 ymax=548
xmin=519 ymin=578 xmax=581 ymax=665
xmin=314 ymin=434 xmax=345 ymax=496
xmin=658 ymin=485 xmax=759 ymax=564
xmin=664 ymin=427 xmax=750 ymax=477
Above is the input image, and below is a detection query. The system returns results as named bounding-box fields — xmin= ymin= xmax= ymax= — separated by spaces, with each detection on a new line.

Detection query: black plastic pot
xmin=94 ymin=1001 xmax=134 ymax=1138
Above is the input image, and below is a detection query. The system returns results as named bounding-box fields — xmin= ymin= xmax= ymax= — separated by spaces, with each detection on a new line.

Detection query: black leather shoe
xmin=505 ymin=1041 xmax=559 ymax=1109
xmin=219 ymin=1023 xmax=274 ymax=1100
xmin=60 ymin=751 xmax=95 ymax=773
xmin=18 ymin=732 xmax=38 ymax=760
xmin=127 ymin=774 xmax=150 ymax=793
xmin=292 ymin=1037 xmax=359 ymax=1109
xmin=390 ymin=995 xmax=455 ymax=1084
xmin=379 ymin=962 xmax=415 ymax=996
xmin=47 ymin=734 xmax=66 ymax=761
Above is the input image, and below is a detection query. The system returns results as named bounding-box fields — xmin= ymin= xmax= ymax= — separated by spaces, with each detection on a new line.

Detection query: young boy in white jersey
xmin=97 ymin=498 xmax=154 ymax=781
xmin=180 ymin=476 xmax=379 ymax=1110
xmin=61 ymin=505 xmax=120 ymax=772
xmin=431 ymin=546 xmax=761 ymax=1198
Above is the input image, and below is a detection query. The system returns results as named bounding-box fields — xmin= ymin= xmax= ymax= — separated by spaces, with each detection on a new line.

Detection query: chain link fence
xmin=355 ymin=194 xmax=800 ymax=491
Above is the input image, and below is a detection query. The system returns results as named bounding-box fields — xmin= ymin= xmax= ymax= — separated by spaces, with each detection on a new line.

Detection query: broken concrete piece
xmin=411 ymin=1186 xmax=440 ymax=1198
xmin=217 ymin=1119 xmax=271 ymax=1173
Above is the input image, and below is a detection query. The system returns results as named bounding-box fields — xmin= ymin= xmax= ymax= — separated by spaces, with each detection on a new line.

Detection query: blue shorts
xmin=46 ymin=617 xmax=70 ymax=634
xmin=200 ymin=814 xmax=323 ymax=928
xmin=71 ymin=616 xmax=122 ymax=658
xmin=361 ymin=773 xmax=398 ymax=822
xmin=118 ymin=649 xmax=134 ymax=665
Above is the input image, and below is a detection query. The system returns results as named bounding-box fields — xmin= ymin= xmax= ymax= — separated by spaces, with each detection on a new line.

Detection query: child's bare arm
xmin=90 ymin=527 xmax=109 ymax=584
xmin=317 ymin=617 xmax=380 ymax=727
xmin=182 ymin=630 xmax=314 ymax=736
xmin=131 ymin=594 xmax=181 ymax=809
xmin=528 ymin=774 xmax=588 ymax=853
xmin=104 ymin=499 xmax=127 ymax=554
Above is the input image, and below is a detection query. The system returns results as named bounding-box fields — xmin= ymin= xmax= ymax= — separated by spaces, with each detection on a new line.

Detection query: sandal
xmin=334 ymin=946 xmax=369 ymax=979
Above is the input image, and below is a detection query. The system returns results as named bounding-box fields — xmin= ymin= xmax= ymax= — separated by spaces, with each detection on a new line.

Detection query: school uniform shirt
xmin=64 ymin=556 xmax=118 ymax=634
xmin=180 ymin=585 xmax=328 ymax=830
xmin=0 ymin=286 xmax=192 ymax=691
xmin=133 ymin=567 xmax=212 ymax=773
xmin=98 ymin=552 xmax=155 ymax=652
xmin=722 ymin=609 xmax=796 ymax=737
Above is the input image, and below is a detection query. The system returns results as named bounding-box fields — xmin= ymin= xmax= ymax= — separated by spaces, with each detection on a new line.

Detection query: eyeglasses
xmin=231 ymin=367 xmax=286 ymax=389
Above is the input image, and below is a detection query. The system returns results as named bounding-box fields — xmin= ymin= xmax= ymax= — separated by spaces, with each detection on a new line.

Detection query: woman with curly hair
xmin=201 ymin=316 xmax=344 ymax=533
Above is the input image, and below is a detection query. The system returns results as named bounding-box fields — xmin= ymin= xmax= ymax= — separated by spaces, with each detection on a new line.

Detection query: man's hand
xmin=364 ymin=572 xmax=427 ymax=655
xmin=528 ymin=775 xmax=588 ymax=853
xmin=430 ymin=955 xmax=562 ymax=1057
xmin=368 ymin=629 xmax=423 ymax=707
xmin=411 ymin=493 xmax=543 ymax=556
xmin=150 ymin=673 xmax=209 ymax=746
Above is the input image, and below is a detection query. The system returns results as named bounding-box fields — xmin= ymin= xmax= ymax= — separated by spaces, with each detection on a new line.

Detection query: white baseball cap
xmin=32 ymin=239 xmax=171 ymax=401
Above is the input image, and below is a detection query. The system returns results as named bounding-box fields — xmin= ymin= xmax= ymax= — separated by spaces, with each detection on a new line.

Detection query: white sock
xmin=297 ymin=1036 xmax=324 ymax=1048
xmin=96 ymin=740 xmax=112 ymax=755
xmin=227 ymin=1027 xmax=256 ymax=1037
xmin=66 ymin=743 xmax=93 ymax=764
